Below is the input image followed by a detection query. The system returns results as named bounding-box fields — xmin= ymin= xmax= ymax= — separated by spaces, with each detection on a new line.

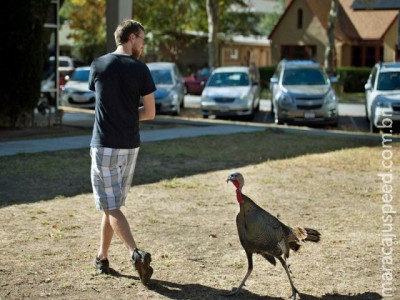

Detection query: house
xmin=268 ymin=0 xmax=399 ymax=67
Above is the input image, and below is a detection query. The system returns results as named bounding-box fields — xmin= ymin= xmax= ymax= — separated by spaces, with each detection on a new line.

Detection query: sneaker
xmin=131 ymin=249 xmax=153 ymax=285
xmin=94 ymin=256 xmax=110 ymax=274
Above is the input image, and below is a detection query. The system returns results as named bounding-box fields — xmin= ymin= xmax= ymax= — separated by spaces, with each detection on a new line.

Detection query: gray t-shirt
xmin=89 ymin=53 xmax=156 ymax=148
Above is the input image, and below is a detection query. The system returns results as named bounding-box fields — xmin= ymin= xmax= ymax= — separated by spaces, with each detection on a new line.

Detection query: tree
xmin=325 ymin=0 xmax=338 ymax=77
xmin=0 ymin=0 xmax=51 ymax=128
xmin=133 ymin=0 xmax=203 ymax=63
xmin=60 ymin=0 xmax=106 ymax=63
xmin=206 ymin=0 xmax=219 ymax=68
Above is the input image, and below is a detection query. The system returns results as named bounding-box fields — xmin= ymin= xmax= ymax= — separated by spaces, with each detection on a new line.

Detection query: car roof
xmin=379 ymin=62 xmax=400 ymax=72
xmin=280 ymin=59 xmax=321 ymax=68
xmin=212 ymin=66 xmax=250 ymax=73
xmin=147 ymin=62 xmax=176 ymax=69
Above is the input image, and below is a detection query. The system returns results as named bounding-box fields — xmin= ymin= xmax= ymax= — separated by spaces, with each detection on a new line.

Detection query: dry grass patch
xmin=0 ymin=129 xmax=397 ymax=299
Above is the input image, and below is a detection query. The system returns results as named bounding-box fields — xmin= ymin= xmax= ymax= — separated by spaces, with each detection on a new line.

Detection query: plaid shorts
xmin=90 ymin=147 xmax=139 ymax=211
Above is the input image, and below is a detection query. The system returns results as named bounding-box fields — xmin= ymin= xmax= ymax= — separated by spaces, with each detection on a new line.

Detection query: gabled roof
xmin=269 ymin=0 xmax=398 ymax=41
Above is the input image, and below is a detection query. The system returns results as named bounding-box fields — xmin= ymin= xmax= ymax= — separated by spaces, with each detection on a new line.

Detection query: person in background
xmin=88 ymin=19 xmax=156 ymax=285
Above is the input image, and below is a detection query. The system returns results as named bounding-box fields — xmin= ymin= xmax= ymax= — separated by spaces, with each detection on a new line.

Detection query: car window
xmin=370 ymin=67 xmax=377 ymax=87
xmin=208 ymin=72 xmax=250 ymax=87
xmin=151 ymin=69 xmax=173 ymax=85
xmin=377 ymin=72 xmax=400 ymax=91
xmin=283 ymin=68 xmax=327 ymax=85
xmin=70 ymin=69 xmax=90 ymax=82
xmin=197 ymin=68 xmax=212 ymax=77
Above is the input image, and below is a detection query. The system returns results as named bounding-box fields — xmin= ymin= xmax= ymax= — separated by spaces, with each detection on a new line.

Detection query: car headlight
xmin=240 ymin=90 xmax=251 ymax=101
xmin=278 ymin=92 xmax=293 ymax=105
xmin=167 ymin=91 xmax=179 ymax=103
xmin=324 ymin=89 xmax=337 ymax=104
xmin=376 ymin=98 xmax=390 ymax=108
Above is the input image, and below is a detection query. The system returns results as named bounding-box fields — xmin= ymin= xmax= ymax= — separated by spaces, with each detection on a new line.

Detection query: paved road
xmin=184 ymin=95 xmax=369 ymax=132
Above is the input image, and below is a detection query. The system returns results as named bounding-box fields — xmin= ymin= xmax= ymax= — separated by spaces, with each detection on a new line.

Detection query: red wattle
xmin=236 ymin=189 xmax=244 ymax=204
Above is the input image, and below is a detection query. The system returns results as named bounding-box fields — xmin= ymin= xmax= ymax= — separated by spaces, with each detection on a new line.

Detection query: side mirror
xmin=270 ymin=77 xmax=278 ymax=84
xmin=330 ymin=76 xmax=338 ymax=84
xmin=365 ymin=82 xmax=371 ymax=91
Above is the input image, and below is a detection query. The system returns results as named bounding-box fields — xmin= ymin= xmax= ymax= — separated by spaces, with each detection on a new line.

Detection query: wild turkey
xmin=226 ymin=172 xmax=321 ymax=299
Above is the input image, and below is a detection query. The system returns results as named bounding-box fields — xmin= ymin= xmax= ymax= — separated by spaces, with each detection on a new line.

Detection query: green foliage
xmin=61 ymin=0 xmax=106 ymax=63
xmin=258 ymin=0 xmax=285 ymax=36
xmin=0 ymin=0 xmax=51 ymax=128
xmin=336 ymin=66 xmax=372 ymax=93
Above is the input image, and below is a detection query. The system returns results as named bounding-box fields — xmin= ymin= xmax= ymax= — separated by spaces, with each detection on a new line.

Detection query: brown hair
xmin=114 ymin=19 xmax=145 ymax=46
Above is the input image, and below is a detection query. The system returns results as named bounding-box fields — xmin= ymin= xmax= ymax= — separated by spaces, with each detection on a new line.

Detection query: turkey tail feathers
xmin=304 ymin=227 xmax=321 ymax=243
xmin=290 ymin=227 xmax=321 ymax=251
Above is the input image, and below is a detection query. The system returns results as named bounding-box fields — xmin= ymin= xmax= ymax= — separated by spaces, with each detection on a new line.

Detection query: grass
xmin=0 ymin=129 xmax=380 ymax=206
xmin=0 ymin=129 xmax=397 ymax=299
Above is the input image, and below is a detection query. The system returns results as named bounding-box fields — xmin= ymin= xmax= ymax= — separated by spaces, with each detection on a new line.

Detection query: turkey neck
xmin=236 ymin=189 xmax=244 ymax=204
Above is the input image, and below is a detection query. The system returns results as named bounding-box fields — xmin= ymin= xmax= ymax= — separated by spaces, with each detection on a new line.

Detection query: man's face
xmin=131 ymin=32 xmax=145 ymax=59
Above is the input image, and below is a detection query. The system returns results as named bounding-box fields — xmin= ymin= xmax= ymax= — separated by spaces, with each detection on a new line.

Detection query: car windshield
xmin=151 ymin=69 xmax=173 ymax=85
xmin=197 ymin=68 xmax=212 ymax=78
xmin=70 ymin=69 xmax=89 ymax=82
xmin=208 ymin=72 xmax=250 ymax=87
xmin=377 ymin=72 xmax=400 ymax=91
xmin=283 ymin=68 xmax=327 ymax=85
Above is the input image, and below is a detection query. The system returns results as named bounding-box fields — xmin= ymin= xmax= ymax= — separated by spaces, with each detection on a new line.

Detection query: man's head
xmin=114 ymin=19 xmax=145 ymax=59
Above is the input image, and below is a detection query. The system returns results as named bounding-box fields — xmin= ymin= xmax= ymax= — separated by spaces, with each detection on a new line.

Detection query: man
xmin=88 ymin=19 xmax=156 ymax=285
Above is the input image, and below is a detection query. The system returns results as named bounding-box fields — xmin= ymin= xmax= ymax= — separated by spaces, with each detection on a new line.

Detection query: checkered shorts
xmin=90 ymin=147 xmax=139 ymax=211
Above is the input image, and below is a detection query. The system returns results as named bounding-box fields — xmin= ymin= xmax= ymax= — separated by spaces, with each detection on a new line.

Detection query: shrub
xmin=336 ymin=67 xmax=371 ymax=93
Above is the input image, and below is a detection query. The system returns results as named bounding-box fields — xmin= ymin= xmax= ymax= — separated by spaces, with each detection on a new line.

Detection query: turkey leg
xmin=278 ymin=256 xmax=299 ymax=300
xmin=226 ymin=252 xmax=253 ymax=296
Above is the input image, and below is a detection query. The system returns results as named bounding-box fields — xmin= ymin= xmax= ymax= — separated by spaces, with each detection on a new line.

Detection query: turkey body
xmin=227 ymin=172 xmax=321 ymax=299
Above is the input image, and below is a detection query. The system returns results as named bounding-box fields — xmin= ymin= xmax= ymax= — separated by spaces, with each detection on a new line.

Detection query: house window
xmin=351 ymin=45 xmax=383 ymax=67
xmin=281 ymin=45 xmax=316 ymax=60
xmin=297 ymin=9 xmax=303 ymax=29
xmin=229 ymin=48 xmax=239 ymax=60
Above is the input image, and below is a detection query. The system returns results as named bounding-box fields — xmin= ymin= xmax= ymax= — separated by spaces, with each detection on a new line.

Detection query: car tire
xmin=270 ymin=100 xmax=275 ymax=116
xmin=202 ymin=114 xmax=209 ymax=119
xmin=370 ymin=119 xmax=379 ymax=133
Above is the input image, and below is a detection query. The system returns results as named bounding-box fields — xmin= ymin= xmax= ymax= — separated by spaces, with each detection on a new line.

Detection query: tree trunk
xmin=206 ymin=0 xmax=219 ymax=68
xmin=325 ymin=0 xmax=338 ymax=77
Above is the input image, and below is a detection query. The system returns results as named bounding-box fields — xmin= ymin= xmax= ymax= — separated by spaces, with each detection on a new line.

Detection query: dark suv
xmin=269 ymin=60 xmax=339 ymax=126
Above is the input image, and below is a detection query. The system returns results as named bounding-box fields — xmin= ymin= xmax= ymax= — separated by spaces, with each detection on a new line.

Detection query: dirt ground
xmin=1 ymin=127 xmax=398 ymax=299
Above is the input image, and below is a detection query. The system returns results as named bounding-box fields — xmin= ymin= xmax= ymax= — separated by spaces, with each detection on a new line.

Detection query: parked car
xmin=200 ymin=66 xmax=261 ymax=119
xmin=184 ymin=67 xmax=213 ymax=95
xmin=49 ymin=56 xmax=75 ymax=75
xmin=365 ymin=62 xmax=400 ymax=132
xmin=269 ymin=59 xmax=339 ymax=126
xmin=59 ymin=66 xmax=96 ymax=108
xmin=147 ymin=62 xmax=185 ymax=115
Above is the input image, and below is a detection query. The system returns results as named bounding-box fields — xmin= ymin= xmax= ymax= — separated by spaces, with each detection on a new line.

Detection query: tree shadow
xmin=0 ymin=127 xmax=381 ymax=207
xmin=146 ymin=278 xmax=381 ymax=300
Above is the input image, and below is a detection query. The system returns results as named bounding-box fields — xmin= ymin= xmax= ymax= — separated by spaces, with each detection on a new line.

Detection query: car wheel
xmin=173 ymin=101 xmax=181 ymax=116
xmin=202 ymin=114 xmax=209 ymax=119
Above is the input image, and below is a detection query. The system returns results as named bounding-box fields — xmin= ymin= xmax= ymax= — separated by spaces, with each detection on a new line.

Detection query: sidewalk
xmin=0 ymin=109 xmax=266 ymax=156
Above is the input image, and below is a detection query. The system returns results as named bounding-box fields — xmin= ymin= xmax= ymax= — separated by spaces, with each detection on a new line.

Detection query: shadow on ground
xmin=147 ymin=279 xmax=381 ymax=300
xmin=0 ymin=129 xmax=380 ymax=207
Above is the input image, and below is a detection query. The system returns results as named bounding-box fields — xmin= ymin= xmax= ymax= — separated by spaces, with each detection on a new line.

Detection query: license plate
xmin=304 ymin=112 xmax=315 ymax=118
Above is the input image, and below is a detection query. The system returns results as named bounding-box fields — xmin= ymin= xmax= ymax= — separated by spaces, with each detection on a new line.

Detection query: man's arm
xmin=139 ymin=93 xmax=156 ymax=121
